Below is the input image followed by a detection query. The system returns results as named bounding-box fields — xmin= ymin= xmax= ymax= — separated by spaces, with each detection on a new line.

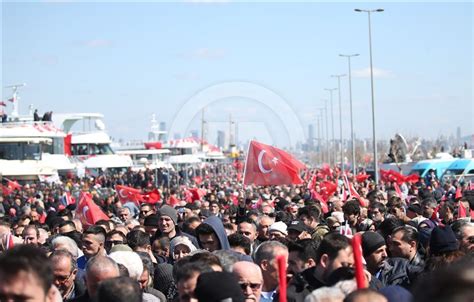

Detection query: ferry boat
xmin=0 ymin=85 xmax=75 ymax=180
xmin=53 ymin=113 xmax=133 ymax=176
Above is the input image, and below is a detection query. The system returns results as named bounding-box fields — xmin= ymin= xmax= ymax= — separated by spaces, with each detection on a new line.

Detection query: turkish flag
xmin=116 ymin=185 xmax=161 ymax=205
xmin=1 ymin=184 xmax=12 ymax=196
xmin=76 ymin=192 xmax=109 ymax=226
xmin=6 ymin=179 xmax=21 ymax=191
xmin=0 ymin=101 xmax=6 ymax=107
xmin=404 ymin=174 xmax=419 ymax=184
xmin=142 ymin=189 xmax=161 ymax=204
xmin=243 ymin=140 xmax=305 ymax=186
xmin=188 ymin=188 xmax=206 ymax=202
xmin=355 ymin=174 xmax=370 ymax=183
xmin=116 ymin=185 xmax=143 ymax=203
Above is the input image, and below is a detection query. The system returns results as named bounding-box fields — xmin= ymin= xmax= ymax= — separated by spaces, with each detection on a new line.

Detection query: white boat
xmin=0 ymin=85 xmax=75 ymax=180
xmin=0 ymin=121 xmax=76 ymax=180
xmin=54 ymin=113 xmax=133 ymax=175
xmin=115 ymin=148 xmax=173 ymax=171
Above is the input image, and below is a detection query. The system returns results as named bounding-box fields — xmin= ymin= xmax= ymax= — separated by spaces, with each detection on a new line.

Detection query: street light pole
xmin=325 ymin=88 xmax=338 ymax=168
xmin=355 ymin=8 xmax=383 ymax=184
xmin=340 ymin=53 xmax=359 ymax=175
xmin=331 ymin=74 xmax=346 ymax=172
xmin=323 ymin=101 xmax=330 ymax=165
xmin=318 ymin=107 xmax=326 ymax=163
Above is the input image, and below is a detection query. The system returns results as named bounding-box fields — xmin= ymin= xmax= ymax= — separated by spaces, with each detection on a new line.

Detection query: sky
xmin=1 ymin=0 xmax=473 ymax=148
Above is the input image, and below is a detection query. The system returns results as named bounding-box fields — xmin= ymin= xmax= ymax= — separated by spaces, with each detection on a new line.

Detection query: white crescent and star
xmin=82 ymin=205 xmax=90 ymax=218
xmin=118 ymin=189 xmax=128 ymax=199
xmin=257 ymin=150 xmax=278 ymax=174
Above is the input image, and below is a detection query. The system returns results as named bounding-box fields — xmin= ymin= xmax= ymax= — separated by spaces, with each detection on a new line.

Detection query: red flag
xmin=393 ymin=182 xmax=403 ymax=199
xmin=193 ymin=176 xmax=203 ymax=185
xmin=458 ymin=201 xmax=467 ymax=219
xmin=116 ymin=185 xmax=143 ymax=203
xmin=7 ymin=98 xmax=14 ymax=103
xmin=455 ymin=187 xmax=462 ymax=200
xmin=311 ymin=190 xmax=329 ymax=213
xmin=6 ymin=179 xmax=21 ymax=191
xmin=321 ymin=164 xmax=333 ymax=179
xmin=404 ymin=174 xmax=419 ymax=184
xmin=142 ymin=189 xmax=161 ymax=204
xmin=243 ymin=140 xmax=304 ymax=186
xmin=431 ymin=204 xmax=440 ymax=221
xmin=116 ymin=185 xmax=161 ymax=205
xmin=76 ymin=192 xmax=109 ymax=226
xmin=277 ymin=255 xmax=287 ymax=302
xmin=352 ymin=234 xmax=367 ymax=289
xmin=355 ymin=174 xmax=370 ymax=183
xmin=1 ymin=184 xmax=13 ymax=196
xmin=168 ymin=195 xmax=179 ymax=206
xmin=320 ymin=181 xmax=338 ymax=195
xmin=187 ymin=188 xmax=206 ymax=202
xmin=64 ymin=134 xmax=72 ymax=156
xmin=0 ymin=101 xmax=6 ymax=107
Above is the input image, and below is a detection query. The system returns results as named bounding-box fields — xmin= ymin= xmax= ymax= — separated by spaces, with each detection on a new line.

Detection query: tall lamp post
xmin=324 ymin=88 xmax=338 ymax=168
xmin=318 ymin=107 xmax=326 ymax=164
xmin=339 ymin=53 xmax=359 ymax=175
xmin=331 ymin=74 xmax=346 ymax=172
xmin=354 ymin=8 xmax=384 ymax=184
xmin=322 ymin=101 xmax=330 ymax=165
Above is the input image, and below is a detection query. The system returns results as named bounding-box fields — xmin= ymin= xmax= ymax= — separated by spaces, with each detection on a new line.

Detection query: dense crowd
xmin=0 ymin=163 xmax=473 ymax=302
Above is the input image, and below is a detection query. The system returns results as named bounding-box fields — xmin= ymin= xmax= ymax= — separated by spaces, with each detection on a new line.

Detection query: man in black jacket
xmin=286 ymin=233 xmax=353 ymax=302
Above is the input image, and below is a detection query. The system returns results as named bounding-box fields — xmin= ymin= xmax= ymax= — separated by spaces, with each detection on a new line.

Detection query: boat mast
xmin=5 ymin=83 xmax=26 ymax=118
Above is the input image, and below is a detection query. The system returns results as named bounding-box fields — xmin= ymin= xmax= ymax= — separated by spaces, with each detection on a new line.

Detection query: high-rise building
xmin=217 ymin=130 xmax=226 ymax=149
xmin=308 ymin=124 xmax=315 ymax=149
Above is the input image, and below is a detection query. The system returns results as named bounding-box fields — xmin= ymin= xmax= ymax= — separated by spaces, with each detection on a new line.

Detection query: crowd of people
xmin=0 ymin=163 xmax=473 ymax=302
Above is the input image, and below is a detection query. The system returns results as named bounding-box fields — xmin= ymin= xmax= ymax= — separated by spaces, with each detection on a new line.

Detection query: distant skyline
xmin=1 ymin=1 xmax=472 ymax=148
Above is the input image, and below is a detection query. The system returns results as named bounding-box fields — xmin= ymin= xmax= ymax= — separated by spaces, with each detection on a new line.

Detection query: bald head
xmin=233 ymin=262 xmax=263 ymax=302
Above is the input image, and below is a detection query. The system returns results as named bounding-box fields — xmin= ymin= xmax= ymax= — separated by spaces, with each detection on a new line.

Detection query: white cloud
xmin=82 ymin=39 xmax=113 ymax=48
xmin=179 ymin=48 xmax=227 ymax=60
xmin=353 ymin=67 xmax=394 ymax=79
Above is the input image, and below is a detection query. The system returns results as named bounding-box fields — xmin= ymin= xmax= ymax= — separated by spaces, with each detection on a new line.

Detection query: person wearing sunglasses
xmin=233 ymin=261 xmax=263 ymax=302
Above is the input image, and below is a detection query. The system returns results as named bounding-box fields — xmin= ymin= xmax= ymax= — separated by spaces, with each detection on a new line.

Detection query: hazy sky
xmin=1 ymin=1 xmax=472 ymax=148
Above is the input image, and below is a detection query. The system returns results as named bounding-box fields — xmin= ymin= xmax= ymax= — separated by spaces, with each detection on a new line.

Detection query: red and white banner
xmin=243 ymin=140 xmax=305 ymax=186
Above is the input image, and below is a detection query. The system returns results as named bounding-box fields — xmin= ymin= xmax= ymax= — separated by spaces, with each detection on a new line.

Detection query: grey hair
xmin=453 ymin=221 xmax=474 ymax=240
xmin=253 ymin=240 xmax=287 ymax=265
xmin=304 ymin=287 xmax=345 ymax=302
xmin=51 ymin=235 xmax=80 ymax=259
xmin=85 ymin=255 xmax=120 ymax=277
xmin=212 ymin=250 xmax=239 ymax=272
xmin=49 ymin=249 xmax=78 ymax=273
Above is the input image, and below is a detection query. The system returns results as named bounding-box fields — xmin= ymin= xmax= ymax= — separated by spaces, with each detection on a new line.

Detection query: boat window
xmin=89 ymin=144 xmax=114 ymax=155
xmin=72 ymin=144 xmax=89 ymax=156
xmin=0 ymin=142 xmax=41 ymax=160
xmin=53 ymin=138 xmax=65 ymax=154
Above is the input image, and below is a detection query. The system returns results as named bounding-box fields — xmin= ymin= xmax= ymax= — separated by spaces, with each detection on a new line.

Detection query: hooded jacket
xmin=200 ymin=216 xmax=230 ymax=250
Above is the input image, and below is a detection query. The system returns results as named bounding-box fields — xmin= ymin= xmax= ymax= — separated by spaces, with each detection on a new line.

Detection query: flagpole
xmin=241 ymin=140 xmax=253 ymax=186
